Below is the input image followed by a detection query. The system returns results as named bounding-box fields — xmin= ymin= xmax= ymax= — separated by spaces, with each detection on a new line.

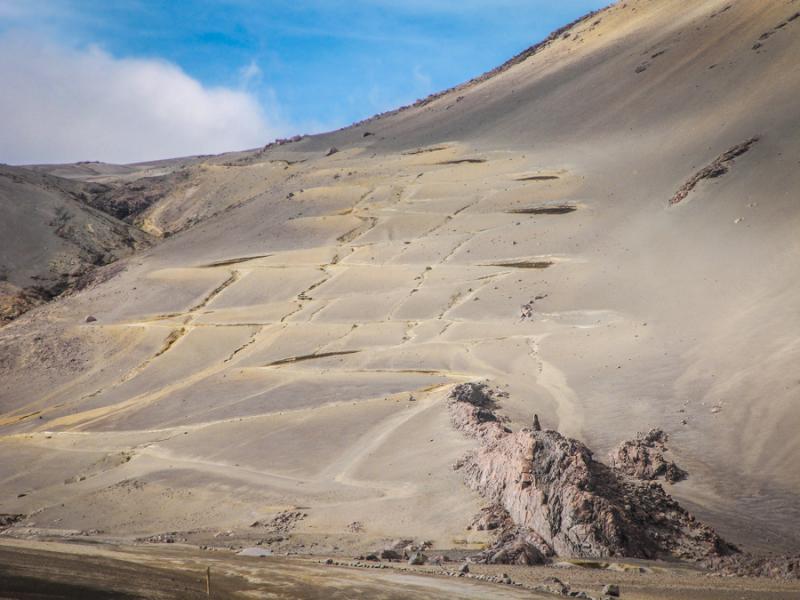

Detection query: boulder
xmin=610 ymin=429 xmax=687 ymax=483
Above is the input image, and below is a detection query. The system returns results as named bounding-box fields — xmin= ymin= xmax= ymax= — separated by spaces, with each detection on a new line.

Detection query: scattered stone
xmin=459 ymin=563 xmax=470 ymax=574
xmin=537 ymin=576 xmax=569 ymax=595
xmin=603 ymin=583 xmax=621 ymax=596
xmin=703 ymin=553 xmax=800 ymax=580
xmin=379 ymin=549 xmax=402 ymax=560
xmin=325 ymin=147 xmax=339 ymax=157
xmin=346 ymin=521 xmax=364 ymax=533
xmin=137 ymin=532 xmax=181 ymax=544
xmin=408 ymin=552 xmax=427 ymax=565
xmin=237 ymin=547 xmax=272 ymax=557
xmin=84 ymin=315 xmax=97 ymax=323
xmin=250 ymin=510 xmax=306 ymax=535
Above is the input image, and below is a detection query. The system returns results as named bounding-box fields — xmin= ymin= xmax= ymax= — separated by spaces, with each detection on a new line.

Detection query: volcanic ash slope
xmin=0 ymin=0 xmax=799 ymax=558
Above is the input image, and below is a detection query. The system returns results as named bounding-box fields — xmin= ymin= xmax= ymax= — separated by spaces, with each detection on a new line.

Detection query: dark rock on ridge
xmin=610 ymin=428 xmax=688 ymax=483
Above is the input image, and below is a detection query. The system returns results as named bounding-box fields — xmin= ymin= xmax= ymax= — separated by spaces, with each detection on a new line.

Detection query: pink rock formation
xmin=449 ymin=383 xmax=736 ymax=561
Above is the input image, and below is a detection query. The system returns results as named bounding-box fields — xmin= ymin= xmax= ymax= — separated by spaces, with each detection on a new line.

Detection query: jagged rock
xmin=84 ymin=315 xmax=97 ymax=323
xmin=379 ymin=549 xmax=402 ymax=560
xmin=470 ymin=505 xmax=550 ymax=565
xmin=520 ymin=300 xmax=536 ymax=320
xmin=603 ymin=583 xmax=620 ymax=597
xmin=325 ymin=147 xmax=339 ymax=157
xmin=532 ymin=414 xmax=542 ymax=431
xmin=448 ymin=383 xmax=737 ymax=561
xmin=408 ymin=552 xmax=427 ymax=565
xmin=470 ymin=504 xmax=511 ymax=531
xmin=459 ymin=563 xmax=470 ymax=574
xmin=450 ymin=382 xmax=494 ymax=407
xmin=610 ymin=429 xmax=687 ymax=483
xmin=0 ymin=514 xmax=24 ymax=529
xmin=487 ymin=536 xmax=546 ymax=565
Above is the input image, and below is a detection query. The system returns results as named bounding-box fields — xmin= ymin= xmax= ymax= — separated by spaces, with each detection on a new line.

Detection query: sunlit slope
xmin=1 ymin=0 xmax=798 ymax=553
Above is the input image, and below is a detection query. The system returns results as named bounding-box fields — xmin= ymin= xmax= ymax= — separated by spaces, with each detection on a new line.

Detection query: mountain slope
xmin=1 ymin=0 xmax=798 ymax=560
xmin=0 ymin=165 xmax=153 ymax=322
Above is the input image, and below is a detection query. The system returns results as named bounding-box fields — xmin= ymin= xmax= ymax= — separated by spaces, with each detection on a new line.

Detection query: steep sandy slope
xmin=1 ymin=0 xmax=798 ymax=561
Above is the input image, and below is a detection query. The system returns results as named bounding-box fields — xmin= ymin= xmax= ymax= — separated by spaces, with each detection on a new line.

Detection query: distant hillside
xmin=0 ymin=165 xmax=153 ymax=322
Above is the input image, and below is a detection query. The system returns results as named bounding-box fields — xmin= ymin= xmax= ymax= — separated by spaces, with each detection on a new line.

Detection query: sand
xmin=1 ymin=1 xmax=799 ymax=596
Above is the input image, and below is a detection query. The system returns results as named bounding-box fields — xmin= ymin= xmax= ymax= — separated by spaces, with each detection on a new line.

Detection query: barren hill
xmin=0 ymin=165 xmax=152 ymax=322
xmin=1 ymin=0 xmax=799 ymax=576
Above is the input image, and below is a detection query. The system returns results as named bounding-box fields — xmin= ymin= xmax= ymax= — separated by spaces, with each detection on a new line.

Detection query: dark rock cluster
xmin=609 ymin=428 xmax=688 ymax=484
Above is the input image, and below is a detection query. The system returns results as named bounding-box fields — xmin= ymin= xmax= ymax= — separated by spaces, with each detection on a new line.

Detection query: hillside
xmin=0 ymin=165 xmax=153 ymax=322
xmin=1 ymin=0 xmax=798 ymax=580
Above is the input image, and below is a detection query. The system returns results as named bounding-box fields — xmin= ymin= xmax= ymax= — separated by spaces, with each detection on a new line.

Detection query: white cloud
xmin=0 ymin=34 xmax=285 ymax=164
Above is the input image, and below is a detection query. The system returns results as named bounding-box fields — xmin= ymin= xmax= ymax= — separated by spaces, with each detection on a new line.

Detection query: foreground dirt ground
xmin=1 ymin=540 xmax=799 ymax=600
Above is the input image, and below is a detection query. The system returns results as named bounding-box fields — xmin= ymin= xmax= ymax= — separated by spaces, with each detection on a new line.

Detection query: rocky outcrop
xmin=0 ymin=514 xmax=24 ymax=530
xmin=610 ymin=428 xmax=688 ymax=483
xmin=669 ymin=137 xmax=759 ymax=205
xmin=449 ymin=383 xmax=736 ymax=561
xmin=468 ymin=505 xmax=549 ymax=565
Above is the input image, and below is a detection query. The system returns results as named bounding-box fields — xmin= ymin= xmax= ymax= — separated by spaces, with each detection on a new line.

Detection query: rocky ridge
xmin=449 ymin=383 xmax=737 ymax=562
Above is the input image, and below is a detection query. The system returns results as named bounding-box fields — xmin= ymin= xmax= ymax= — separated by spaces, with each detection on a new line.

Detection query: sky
xmin=0 ymin=0 xmax=607 ymax=165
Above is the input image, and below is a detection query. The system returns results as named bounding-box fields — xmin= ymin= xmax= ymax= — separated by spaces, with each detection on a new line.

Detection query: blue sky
xmin=0 ymin=1 xmax=607 ymax=163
